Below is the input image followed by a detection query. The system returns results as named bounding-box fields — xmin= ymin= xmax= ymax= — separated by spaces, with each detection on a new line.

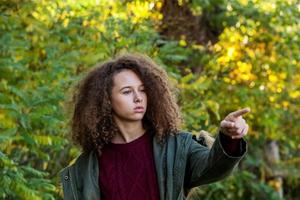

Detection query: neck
xmin=112 ymin=118 xmax=146 ymax=144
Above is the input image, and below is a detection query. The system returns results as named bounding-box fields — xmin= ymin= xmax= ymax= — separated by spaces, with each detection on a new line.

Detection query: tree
xmin=0 ymin=0 xmax=299 ymax=199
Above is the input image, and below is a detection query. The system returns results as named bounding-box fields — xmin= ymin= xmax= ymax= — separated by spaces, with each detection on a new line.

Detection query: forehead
xmin=112 ymin=69 xmax=143 ymax=88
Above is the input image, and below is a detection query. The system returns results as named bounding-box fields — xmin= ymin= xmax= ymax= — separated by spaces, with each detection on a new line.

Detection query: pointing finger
xmin=229 ymin=107 xmax=250 ymax=118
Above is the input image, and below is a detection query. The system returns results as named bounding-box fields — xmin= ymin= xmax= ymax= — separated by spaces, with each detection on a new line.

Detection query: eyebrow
xmin=119 ymin=85 xmax=144 ymax=91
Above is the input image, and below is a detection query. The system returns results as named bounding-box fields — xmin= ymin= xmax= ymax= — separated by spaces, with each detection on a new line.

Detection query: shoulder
xmin=173 ymin=131 xmax=198 ymax=142
xmin=167 ymin=131 xmax=195 ymax=150
xmin=59 ymin=150 xmax=100 ymax=199
xmin=168 ymin=131 xmax=213 ymax=153
xmin=174 ymin=131 xmax=193 ymax=140
xmin=60 ymin=150 xmax=97 ymax=176
xmin=172 ymin=130 xmax=215 ymax=147
xmin=59 ymin=150 xmax=99 ymax=190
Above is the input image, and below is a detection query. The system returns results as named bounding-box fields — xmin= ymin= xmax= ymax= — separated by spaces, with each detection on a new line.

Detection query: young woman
xmin=60 ymin=53 xmax=249 ymax=200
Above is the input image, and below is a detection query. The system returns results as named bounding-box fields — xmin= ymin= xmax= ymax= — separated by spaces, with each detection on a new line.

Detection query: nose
xmin=134 ymin=92 xmax=143 ymax=103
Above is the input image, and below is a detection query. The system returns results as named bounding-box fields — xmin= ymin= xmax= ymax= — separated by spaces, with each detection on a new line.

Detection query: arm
xmin=184 ymin=131 xmax=247 ymax=188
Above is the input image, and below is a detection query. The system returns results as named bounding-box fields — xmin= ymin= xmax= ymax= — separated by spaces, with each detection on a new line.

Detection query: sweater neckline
xmin=108 ymin=131 xmax=149 ymax=150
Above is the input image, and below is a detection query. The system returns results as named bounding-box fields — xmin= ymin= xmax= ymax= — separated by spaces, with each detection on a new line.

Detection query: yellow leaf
xmin=268 ymin=74 xmax=278 ymax=83
xmin=83 ymin=20 xmax=89 ymax=27
xmin=282 ymin=101 xmax=289 ymax=108
xmin=289 ymin=90 xmax=300 ymax=99
xmin=227 ymin=47 xmax=235 ymax=58
xmin=63 ymin=18 xmax=69 ymax=27
xmin=179 ymin=39 xmax=187 ymax=47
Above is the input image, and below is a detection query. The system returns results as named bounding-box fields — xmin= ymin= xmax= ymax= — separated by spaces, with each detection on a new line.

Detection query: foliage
xmin=188 ymin=171 xmax=281 ymax=200
xmin=0 ymin=0 xmax=299 ymax=199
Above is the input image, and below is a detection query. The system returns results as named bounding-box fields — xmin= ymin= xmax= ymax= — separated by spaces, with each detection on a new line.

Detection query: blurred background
xmin=0 ymin=0 xmax=299 ymax=199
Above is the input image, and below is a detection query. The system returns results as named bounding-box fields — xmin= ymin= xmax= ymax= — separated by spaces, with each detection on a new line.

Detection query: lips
xmin=134 ymin=106 xmax=144 ymax=112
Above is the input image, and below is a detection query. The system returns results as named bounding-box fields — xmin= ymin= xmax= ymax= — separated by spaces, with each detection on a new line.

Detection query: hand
xmin=220 ymin=108 xmax=250 ymax=139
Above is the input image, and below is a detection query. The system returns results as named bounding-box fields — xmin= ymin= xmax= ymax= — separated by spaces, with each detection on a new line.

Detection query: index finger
xmin=229 ymin=107 xmax=250 ymax=118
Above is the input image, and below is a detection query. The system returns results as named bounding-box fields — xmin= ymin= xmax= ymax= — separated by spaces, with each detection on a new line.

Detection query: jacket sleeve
xmin=184 ymin=132 xmax=247 ymax=188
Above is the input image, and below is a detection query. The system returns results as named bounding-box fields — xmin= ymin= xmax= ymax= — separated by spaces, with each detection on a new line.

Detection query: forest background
xmin=1 ymin=0 xmax=300 ymax=199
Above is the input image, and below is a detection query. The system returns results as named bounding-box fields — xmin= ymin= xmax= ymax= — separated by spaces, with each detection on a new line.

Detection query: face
xmin=110 ymin=69 xmax=147 ymax=123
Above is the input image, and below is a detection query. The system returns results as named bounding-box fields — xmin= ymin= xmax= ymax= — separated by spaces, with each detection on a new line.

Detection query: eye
xmin=122 ymin=90 xmax=132 ymax=94
xmin=140 ymin=87 xmax=146 ymax=92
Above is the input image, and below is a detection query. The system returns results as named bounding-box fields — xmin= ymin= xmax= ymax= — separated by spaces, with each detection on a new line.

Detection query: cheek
xmin=143 ymin=94 xmax=148 ymax=105
xmin=143 ymin=92 xmax=148 ymax=102
xmin=111 ymin=95 xmax=132 ymax=112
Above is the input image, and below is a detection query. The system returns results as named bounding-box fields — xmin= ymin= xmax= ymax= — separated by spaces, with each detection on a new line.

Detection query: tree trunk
xmin=159 ymin=0 xmax=223 ymax=45
xmin=264 ymin=140 xmax=283 ymax=198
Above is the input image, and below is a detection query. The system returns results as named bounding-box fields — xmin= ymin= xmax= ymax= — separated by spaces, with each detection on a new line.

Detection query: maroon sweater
xmin=99 ymin=131 xmax=241 ymax=199
xmin=99 ymin=132 xmax=160 ymax=200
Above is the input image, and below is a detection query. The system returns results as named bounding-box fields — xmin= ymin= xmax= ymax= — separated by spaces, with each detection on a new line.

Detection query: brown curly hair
xmin=70 ymin=53 xmax=181 ymax=153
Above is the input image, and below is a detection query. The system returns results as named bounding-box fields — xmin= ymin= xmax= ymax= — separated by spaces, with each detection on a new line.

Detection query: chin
xmin=129 ymin=114 xmax=145 ymax=121
xmin=132 ymin=116 xmax=145 ymax=121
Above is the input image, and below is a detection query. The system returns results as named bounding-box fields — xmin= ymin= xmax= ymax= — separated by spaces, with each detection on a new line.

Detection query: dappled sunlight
xmin=1 ymin=0 xmax=300 ymax=199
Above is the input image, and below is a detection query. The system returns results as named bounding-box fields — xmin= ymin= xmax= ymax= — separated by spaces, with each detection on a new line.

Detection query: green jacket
xmin=60 ymin=132 xmax=246 ymax=200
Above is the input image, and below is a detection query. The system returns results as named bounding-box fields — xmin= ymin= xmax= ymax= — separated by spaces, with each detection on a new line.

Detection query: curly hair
xmin=70 ymin=53 xmax=181 ymax=153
